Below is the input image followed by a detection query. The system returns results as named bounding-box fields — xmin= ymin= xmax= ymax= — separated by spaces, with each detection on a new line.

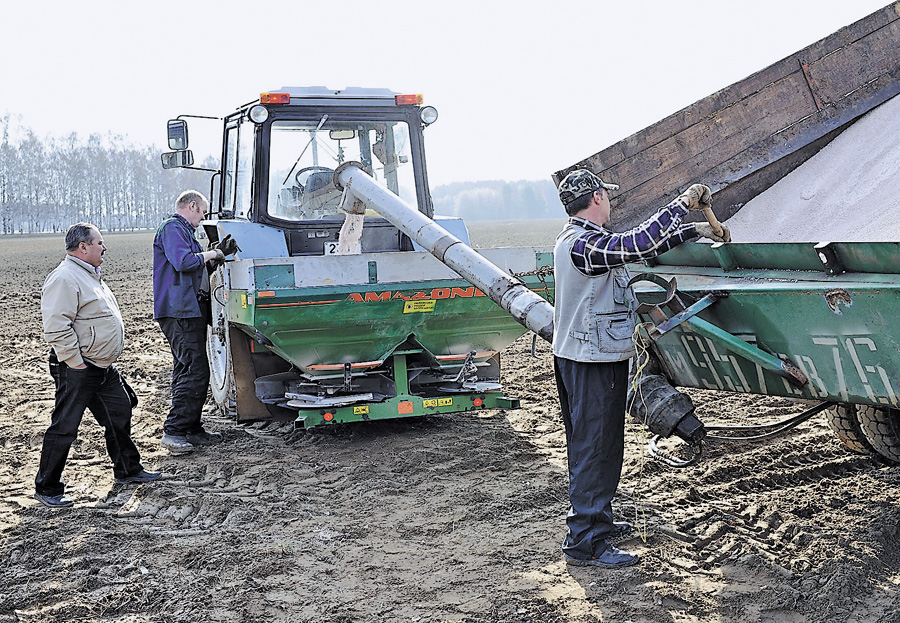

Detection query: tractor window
xmin=221 ymin=127 xmax=237 ymax=214
xmin=221 ymin=122 xmax=255 ymax=218
xmin=267 ymin=119 xmax=416 ymax=221
xmin=234 ymin=122 xmax=254 ymax=218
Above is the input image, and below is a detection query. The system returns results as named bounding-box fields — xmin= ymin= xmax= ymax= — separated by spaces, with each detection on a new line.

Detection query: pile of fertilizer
xmin=724 ymin=94 xmax=900 ymax=242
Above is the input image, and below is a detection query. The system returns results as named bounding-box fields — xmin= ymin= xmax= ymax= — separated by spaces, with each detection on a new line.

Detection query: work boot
xmin=564 ymin=544 xmax=639 ymax=569
xmin=34 ymin=492 xmax=74 ymax=508
xmin=161 ymin=433 xmax=195 ymax=453
xmin=115 ymin=469 xmax=163 ymax=485
xmin=185 ymin=430 xmax=223 ymax=446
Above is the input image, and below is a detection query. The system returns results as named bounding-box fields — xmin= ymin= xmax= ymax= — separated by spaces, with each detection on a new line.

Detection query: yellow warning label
xmin=241 ymin=293 xmax=248 ymax=309
xmin=353 ymin=406 xmax=369 ymax=415
xmin=402 ymin=300 xmax=436 ymax=314
xmin=424 ymin=398 xmax=453 ymax=408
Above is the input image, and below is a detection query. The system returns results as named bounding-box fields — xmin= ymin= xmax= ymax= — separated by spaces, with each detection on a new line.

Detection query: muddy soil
xmin=1 ymin=230 xmax=899 ymax=623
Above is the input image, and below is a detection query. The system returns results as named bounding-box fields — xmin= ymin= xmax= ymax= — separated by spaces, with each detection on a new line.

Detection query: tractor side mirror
xmin=161 ymin=150 xmax=194 ymax=169
xmin=167 ymin=119 xmax=189 ymax=150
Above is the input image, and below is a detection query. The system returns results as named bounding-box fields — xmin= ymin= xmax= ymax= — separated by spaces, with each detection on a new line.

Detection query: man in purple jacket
xmin=153 ymin=190 xmax=226 ymax=453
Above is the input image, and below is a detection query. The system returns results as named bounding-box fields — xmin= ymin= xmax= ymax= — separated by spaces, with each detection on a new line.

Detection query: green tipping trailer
xmin=550 ymin=4 xmax=900 ymax=464
xmin=628 ymin=241 xmax=900 ymax=463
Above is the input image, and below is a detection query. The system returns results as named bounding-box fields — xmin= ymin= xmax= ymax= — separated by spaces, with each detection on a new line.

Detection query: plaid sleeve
xmin=572 ymin=200 xmax=697 ymax=276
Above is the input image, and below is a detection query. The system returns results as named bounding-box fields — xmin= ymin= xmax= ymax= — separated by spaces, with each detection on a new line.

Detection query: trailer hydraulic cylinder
xmin=334 ymin=162 xmax=555 ymax=342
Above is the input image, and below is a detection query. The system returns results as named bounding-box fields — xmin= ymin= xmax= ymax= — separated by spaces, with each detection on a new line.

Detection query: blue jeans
xmin=158 ymin=316 xmax=210 ymax=436
xmin=35 ymin=352 xmax=143 ymax=496
xmin=554 ymin=357 xmax=628 ymax=560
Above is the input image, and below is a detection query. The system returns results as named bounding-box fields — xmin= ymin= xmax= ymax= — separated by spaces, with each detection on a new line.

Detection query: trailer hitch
xmin=628 ymin=274 xmax=808 ymax=388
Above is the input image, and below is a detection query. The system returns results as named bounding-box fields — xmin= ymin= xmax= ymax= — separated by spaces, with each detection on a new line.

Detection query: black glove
xmin=209 ymin=248 xmax=226 ymax=268
xmin=219 ymin=233 xmax=240 ymax=257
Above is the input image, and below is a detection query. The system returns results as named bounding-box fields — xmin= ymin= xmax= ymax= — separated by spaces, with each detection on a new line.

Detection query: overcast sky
xmin=0 ymin=0 xmax=892 ymax=186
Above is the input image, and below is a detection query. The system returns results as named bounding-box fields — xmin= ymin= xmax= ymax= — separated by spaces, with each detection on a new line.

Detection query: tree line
xmin=0 ymin=115 xmax=562 ymax=235
xmin=431 ymin=179 xmax=562 ymax=221
xmin=0 ymin=115 xmax=210 ymax=235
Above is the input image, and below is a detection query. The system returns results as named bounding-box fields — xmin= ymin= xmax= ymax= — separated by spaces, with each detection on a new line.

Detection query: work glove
xmin=210 ymin=248 xmax=226 ymax=267
xmin=218 ymin=233 xmax=241 ymax=257
xmin=677 ymin=184 xmax=713 ymax=210
xmin=694 ymin=222 xmax=731 ymax=243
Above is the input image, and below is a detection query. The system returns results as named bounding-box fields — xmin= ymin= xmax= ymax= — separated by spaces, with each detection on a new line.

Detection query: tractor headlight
xmin=419 ymin=106 xmax=438 ymax=125
xmin=249 ymin=105 xmax=269 ymax=124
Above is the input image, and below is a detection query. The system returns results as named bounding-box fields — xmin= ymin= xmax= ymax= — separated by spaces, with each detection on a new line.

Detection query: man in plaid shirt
xmin=552 ymin=169 xmax=729 ymax=568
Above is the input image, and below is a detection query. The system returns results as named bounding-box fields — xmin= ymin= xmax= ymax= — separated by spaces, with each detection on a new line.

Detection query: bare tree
xmin=0 ymin=121 xmax=212 ymax=234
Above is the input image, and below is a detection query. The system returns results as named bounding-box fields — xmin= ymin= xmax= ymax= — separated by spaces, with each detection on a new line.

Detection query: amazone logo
xmin=346 ymin=286 xmax=486 ymax=302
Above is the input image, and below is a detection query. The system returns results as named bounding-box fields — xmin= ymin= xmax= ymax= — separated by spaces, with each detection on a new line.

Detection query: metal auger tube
xmin=334 ymin=162 xmax=555 ymax=343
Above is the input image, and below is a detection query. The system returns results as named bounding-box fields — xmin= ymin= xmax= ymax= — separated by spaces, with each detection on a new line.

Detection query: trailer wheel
xmin=856 ymin=405 xmax=900 ymax=464
xmin=823 ymin=404 xmax=878 ymax=456
xmin=207 ymin=267 xmax=237 ymax=418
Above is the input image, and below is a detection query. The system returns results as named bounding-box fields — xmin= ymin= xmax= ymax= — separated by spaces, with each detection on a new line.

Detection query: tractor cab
xmin=163 ymin=87 xmax=441 ymax=255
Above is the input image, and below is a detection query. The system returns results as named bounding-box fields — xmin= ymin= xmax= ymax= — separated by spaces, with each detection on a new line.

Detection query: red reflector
xmin=395 ymin=94 xmax=423 ymax=106
xmin=473 ymin=398 xmax=483 ymax=407
xmin=260 ymin=93 xmax=290 ymax=104
xmin=323 ymin=412 xmax=334 ymax=422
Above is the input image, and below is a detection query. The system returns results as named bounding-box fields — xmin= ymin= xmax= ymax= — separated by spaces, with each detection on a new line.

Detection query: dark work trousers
xmin=554 ymin=356 xmax=629 ymax=560
xmin=35 ymin=352 xmax=143 ymax=496
xmin=158 ymin=316 xmax=210 ymax=436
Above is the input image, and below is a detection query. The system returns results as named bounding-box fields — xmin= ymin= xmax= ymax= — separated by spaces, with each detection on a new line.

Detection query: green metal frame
xmin=294 ymin=351 xmax=520 ymax=428
xmin=632 ymin=241 xmax=900 ymax=409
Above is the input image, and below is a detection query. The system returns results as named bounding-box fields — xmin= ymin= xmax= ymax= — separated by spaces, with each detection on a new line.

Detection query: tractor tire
xmin=856 ymin=405 xmax=900 ymax=464
xmin=823 ymin=403 xmax=878 ymax=456
xmin=207 ymin=267 xmax=237 ymax=419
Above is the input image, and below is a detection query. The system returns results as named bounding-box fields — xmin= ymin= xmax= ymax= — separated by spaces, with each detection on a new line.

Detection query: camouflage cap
xmin=557 ymin=169 xmax=620 ymax=205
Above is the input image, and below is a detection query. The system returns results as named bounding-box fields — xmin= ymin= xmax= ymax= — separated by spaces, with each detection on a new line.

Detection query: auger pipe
xmin=333 ymin=162 xmax=554 ymax=342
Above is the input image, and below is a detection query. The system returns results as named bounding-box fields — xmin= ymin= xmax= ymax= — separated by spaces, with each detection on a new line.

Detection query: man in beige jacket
xmin=35 ymin=223 xmax=160 ymax=508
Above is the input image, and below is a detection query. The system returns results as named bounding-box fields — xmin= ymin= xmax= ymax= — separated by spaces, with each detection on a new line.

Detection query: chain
xmin=512 ymin=264 xmax=554 ymax=305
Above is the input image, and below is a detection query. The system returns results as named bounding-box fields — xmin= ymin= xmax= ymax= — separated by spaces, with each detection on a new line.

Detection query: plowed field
xmin=1 ymin=227 xmax=898 ymax=623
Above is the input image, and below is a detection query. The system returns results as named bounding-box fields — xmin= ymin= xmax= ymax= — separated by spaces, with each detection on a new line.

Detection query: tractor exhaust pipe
xmin=334 ymin=162 xmax=554 ymax=343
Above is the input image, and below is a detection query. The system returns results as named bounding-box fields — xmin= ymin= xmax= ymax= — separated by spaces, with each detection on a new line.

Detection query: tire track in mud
xmin=612 ymin=415 xmax=900 ymax=621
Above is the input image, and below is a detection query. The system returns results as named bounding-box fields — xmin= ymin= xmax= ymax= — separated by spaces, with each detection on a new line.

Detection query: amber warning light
xmin=260 ymin=93 xmax=290 ymax=104
xmin=395 ymin=94 xmax=423 ymax=106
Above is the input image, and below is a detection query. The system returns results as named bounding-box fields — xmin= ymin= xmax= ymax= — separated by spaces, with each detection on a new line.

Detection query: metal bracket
xmin=799 ymin=59 xmax=824 ymax=112
xmin=644 ymin=293 xmax=721 ymax=338
xmin=453 ymin=350 xmax=478 ymax=384
xmin=630 ymin=273 xmax=808 ymax=388
xmin=814 ymin=242 xmax=845 ymax=276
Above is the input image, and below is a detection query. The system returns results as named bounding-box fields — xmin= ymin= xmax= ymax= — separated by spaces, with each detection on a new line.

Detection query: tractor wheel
xmin=207 ymin=267 xmax=237 ymax=418
xmin=823 ymin=403 xmax=878 ymax=456
xmin=856 ymin=405 xmax=900 ymax=464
